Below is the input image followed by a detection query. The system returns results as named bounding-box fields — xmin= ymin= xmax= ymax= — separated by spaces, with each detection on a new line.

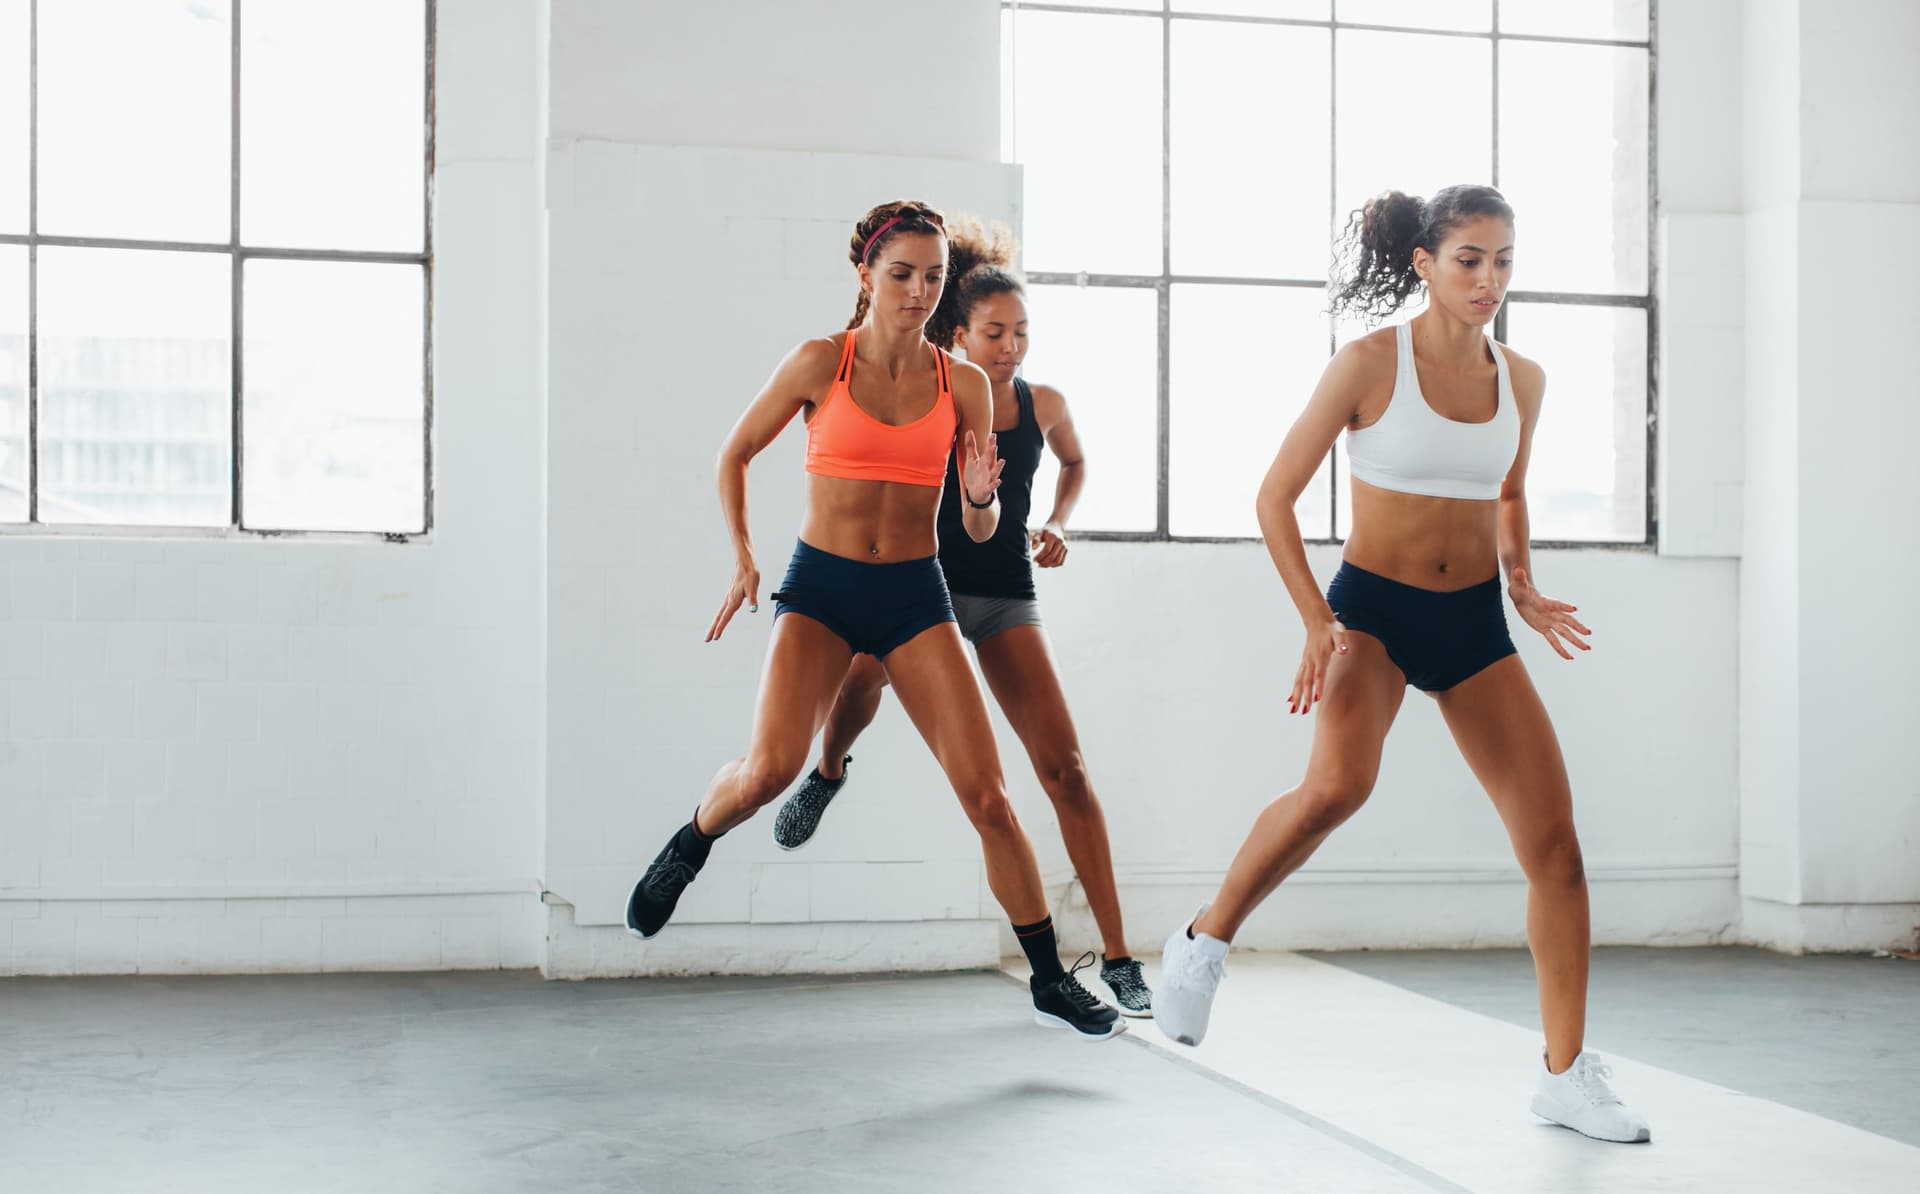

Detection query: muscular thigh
xmin=1301 ymin=630 xmax=1409 ymax=790
xmin=880 ymin=622 xmax=1003 ymax=784
xmin=747 ymin=613 xmax=856 ymax=769
xmin=1433 ymin=654 xmax=1574 ymax=832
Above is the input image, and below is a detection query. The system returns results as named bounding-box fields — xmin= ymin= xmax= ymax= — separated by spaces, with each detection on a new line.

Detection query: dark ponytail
xmin=846 ymin=200 xmax=948 ymax=330
xmin=925 ymin=215 xmax=1023 ymax=351
xmin=1330 ymin=184 xmax=1514 ymax=323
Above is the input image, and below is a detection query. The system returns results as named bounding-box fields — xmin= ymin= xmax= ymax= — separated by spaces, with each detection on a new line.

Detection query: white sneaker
xmin=1156 ymin=904 xmax=1229 ymax=1047
xmin=1531 ymin=1050 xmax=1652 ymax=1143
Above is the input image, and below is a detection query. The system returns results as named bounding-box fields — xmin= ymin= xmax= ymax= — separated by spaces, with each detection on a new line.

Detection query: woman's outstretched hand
xmin=1509 ymin=567 xmax=1591 ymax=660
xmin=707 ymin=557 xmax=761 ymax=642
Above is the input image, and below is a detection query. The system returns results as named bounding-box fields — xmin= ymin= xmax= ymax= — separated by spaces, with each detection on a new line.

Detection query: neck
xmin=858 ymin=319 xmax=927 ymax=371
xmin=990 ymin=375 xmax=1017 ymax=403
xmin=1410 ymin=308 xmax=1490 ymax=365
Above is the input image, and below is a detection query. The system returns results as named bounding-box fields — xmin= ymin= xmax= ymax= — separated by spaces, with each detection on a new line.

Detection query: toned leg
xmin=1434 ymin=655 xmax=1588 ymax=1073
xmin=695 ymin=613 xmax=855 ymax=835
xmin=816 ymin=653 xmax=889 ymax=780
xmin=1193 ymin=634 xmax=1406 ymax=941
xmin=975 ymin=625 xmax=1128 ymax=958
xmin=880 ymin=623 xmax=1048 ymax=924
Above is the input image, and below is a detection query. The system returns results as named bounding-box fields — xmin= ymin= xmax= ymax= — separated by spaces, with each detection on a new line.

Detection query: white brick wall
xmin=0 ymin=0 xmax=550 ymax=975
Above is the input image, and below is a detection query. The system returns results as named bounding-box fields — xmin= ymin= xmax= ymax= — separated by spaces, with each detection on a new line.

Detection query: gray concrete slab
xmin=1312 ymin=946 xmax=1920 ymax=1147
xmin=0 ymin=969 xmax=1445 ymax=1194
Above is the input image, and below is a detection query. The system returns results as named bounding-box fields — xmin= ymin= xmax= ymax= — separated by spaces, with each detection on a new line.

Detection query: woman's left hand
xmin=1030 ymin=522 xmax=1068 ymax=568
xmin=1509 ymin=567 xmax=1591 ymax=660
xmin=960 ymin=431 xmax=1004 ymax=508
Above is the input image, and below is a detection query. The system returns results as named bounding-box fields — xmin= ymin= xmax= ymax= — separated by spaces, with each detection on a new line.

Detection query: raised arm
xmin=950 ymin=359 xmax=1005 ymax=543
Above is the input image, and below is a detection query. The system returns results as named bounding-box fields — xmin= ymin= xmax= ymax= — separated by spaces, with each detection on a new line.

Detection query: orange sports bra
xmin=805 ymin=329 xmax=958 ymax=488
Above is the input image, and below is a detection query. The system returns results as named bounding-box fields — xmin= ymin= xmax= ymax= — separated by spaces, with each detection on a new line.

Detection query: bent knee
xmin=958 ymin=784 xmax=1020 ymax=835
xmin=1294 ymin=775 xmax=1374 ymax=835
xmin=1520 ymin=825 xmax=1585 ymax=886
xmin=737 ymin=757 xmax=805 ymax=808
xmin=1040 ymin=752 xmax=1096 ymax=814
xmin=846 ymin=653 xmax=890 ymax=693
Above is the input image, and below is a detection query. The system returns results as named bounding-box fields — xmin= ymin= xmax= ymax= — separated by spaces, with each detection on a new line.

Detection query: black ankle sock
xmin=1013 ymin=917 xmax=1066 ymax=983
xmin=673 ymin=815 xmax=721 ymax=867
xmin=1103 ymin=954 xmax=1134 ymax=968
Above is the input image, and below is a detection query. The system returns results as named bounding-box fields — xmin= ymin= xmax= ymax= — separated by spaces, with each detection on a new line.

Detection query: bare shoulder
xmin=1321 ymin=326 xmax=1399 ymax=400
xmin=1026 ymin=381 xmax=1069 ymax=422
xmin=788 ymin=334 xmax=844 ymax=379
xmin=948 ymin=354 xmax=992 ymax=399
xmin=1493 ymin=338 xmax=1547 ymax=406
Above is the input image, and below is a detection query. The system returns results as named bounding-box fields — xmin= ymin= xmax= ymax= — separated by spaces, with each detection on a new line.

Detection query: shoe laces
xmin=1571 ymin=1053 xmax=1624 ymax=1106
xmin=642 ymin=853 xmax=697 ymax=897
xmin=1057 ymin=952 xmax=1108 ymax=1014
xmin=1177 ymin=934 xmax=1225 ymax=984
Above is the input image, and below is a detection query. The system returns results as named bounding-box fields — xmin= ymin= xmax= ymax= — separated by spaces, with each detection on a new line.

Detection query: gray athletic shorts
xmin=949 ymin=593 xmax=1043 ymax=647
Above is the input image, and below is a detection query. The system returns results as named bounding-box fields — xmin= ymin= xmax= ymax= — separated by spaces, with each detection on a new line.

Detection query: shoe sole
xmin=1529 ymin=1094 xmax=1651 ymax=1144
xmin=624 ymin=877 xmax=666 ymax=940
xmin=1099 ymin=976 xmax=1154 ymax=1019
xmin=1034 ymin=1010 xmax=1127 ymax=1041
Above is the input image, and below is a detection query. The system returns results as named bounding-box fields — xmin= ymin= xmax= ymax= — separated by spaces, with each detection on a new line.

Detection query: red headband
xmin=861 ymin=214 xmax=944 ymax=263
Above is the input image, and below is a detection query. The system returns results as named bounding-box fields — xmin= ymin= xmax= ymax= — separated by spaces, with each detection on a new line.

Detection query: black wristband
xmin=966 ymin=490 xmax=996 ymax=510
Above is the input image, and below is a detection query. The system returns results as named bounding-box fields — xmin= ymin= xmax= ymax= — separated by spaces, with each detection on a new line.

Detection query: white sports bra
xmin=1345 ymin=321 xmax=1521 ymax=501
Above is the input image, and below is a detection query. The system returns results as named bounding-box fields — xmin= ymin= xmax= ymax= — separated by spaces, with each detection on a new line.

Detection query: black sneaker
xmin=772 ymin=756 xmax=852 ymax=850
xmin=1100 ymin=955 xmax=1154 ymax=1018
xmin=625 ymin=835 xmax=705 ymax=939
xmin=1031 ymin=952 xmax=1124 ymax=1041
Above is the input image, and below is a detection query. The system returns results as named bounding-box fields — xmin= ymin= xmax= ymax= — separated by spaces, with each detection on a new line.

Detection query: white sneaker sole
xmin=1099 ymin=980 xmax=1154 ymax=1019
xmin=1529 ymin=1093 xmax=1652 ymax=1143
xmin=1034 ymin=1010 xmax=1127 ymax=1041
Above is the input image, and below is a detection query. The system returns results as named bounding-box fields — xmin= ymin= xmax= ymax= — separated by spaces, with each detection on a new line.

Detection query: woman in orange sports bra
xmin=624 ymin=200 xmax=1122 ymax=1039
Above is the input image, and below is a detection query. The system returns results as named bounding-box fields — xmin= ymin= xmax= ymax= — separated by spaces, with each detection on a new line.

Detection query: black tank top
xmin=938 ymin=377 xmax=1044 ymax=600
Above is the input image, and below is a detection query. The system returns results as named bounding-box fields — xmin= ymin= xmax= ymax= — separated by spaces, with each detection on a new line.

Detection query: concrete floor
xmin=2 ymin=948 xmax=1915 ymax=1193
xmin=1317 ymin=945 xmax=1920 ymax=1148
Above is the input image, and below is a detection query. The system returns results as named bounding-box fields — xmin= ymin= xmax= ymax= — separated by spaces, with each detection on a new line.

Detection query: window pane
xmin=1502 ymin=302 xmax=1646 ymax=541
xmin=1336 ymin=31 xmax=1490 ymax=244
xmin=1171 ymin=22 xmax=1330 ymax=279
xmin=0 ymin=0 xmax=25 ymax=233
xmin=38 ymin=0 xmax=230 ymax=242
xmin=36 ymin=247 xmax=231 ymax=527
xmin=1336 ymin=0 xmax=1490 ymax=32
xmin=1499 ymin=0 xmax=1649 ymax=42
xmin=1007 ymin=11 xmax=1162 ymax=275
xmin=1020 ymin=284 xmax=1158 ymax=534
xmin=243 ymin=260 xmax=424 ymax=533
xmin=242 ymin=0 xmax=425 ymax=252
xmin=1170 ymin=284 xmax=1332 ymax=538
xmin=0 ymin=245 xmax=22 ymax=520
xmin=1033 ymin=0 xmax=1159 ymax=8
xmin=1172 ymin=1 xmax=1329 ymax=17
xmin=1499 ymin=43 xmax=1649 ymax=294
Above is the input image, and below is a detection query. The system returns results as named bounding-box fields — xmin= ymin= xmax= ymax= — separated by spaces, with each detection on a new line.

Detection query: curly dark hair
xmin=1329 ymin=184 xmax=1515 ymax=323
xmin=846 ymin=200 xmax=948 ymax=330
xmin=924 ymin=215 xmax=1024 ymax=351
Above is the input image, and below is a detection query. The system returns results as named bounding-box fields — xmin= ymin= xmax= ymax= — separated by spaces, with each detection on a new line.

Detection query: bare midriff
xmin=798 ymin=472 xmax=944 ymax=562
xmin=1342 ymin=477 xmax=1500 ymax=591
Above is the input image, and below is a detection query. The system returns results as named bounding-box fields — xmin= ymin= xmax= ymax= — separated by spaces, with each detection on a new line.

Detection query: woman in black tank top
xmin=769 ymin=218 xmax=1156 ymax=1017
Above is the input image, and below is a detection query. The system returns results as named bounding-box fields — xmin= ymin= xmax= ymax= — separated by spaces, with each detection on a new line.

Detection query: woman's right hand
xmin=707 ymin=558 xmax=762 ymax=642
xmin=1289 ymin=616 xmax=1351 ymax=715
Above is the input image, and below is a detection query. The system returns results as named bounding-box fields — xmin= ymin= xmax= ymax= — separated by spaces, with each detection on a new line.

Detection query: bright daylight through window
xmin=1002 ymin=0 xmax=1652 ymax=543
xmin=0 ymin=0 xmax=431 ymax=535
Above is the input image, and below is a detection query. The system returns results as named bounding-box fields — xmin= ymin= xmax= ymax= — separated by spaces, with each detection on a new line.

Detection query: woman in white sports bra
xmin=1154 ymin=185 xmax=1650 ymax=1145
